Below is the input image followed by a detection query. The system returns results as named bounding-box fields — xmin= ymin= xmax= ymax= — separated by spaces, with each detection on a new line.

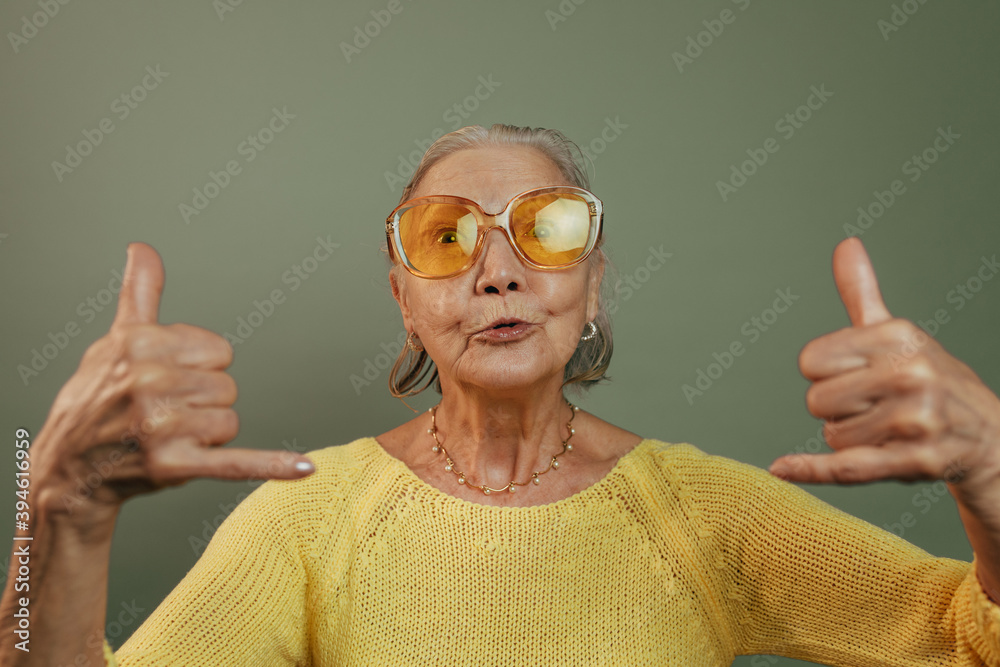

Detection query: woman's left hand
xmin=770 ymin=236 xmax=1000 ymax=602
xmin=768 ymin=237 xmax=1000 ymax=506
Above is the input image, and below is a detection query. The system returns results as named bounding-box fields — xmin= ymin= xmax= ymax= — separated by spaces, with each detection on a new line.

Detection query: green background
xmin=2 ymin=0 xmax=999 ymax=662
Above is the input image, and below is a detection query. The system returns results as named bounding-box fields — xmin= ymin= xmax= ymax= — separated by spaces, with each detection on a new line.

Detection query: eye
xmin=528 ymin=224 xmax=553 ymax=239
xmin=437 ymin=229 xmax=458 ymax=244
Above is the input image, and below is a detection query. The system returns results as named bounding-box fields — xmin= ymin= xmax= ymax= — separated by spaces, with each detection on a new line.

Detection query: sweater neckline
xmin=363 ymin=436 xmax=655 ymax=513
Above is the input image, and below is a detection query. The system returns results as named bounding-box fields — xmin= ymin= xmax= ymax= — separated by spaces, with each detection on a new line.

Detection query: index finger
xmin=153 ymin=441 xmax=315 ymax=482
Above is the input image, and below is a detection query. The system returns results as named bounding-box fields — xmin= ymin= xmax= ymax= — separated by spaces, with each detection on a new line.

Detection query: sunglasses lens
xmin=512 ymin=192 xmax=594 ymax=267
xmin=394 ymin=190 xmax=597 ymax=276
xmin=398 ymin=203 xmax=478 ymax=275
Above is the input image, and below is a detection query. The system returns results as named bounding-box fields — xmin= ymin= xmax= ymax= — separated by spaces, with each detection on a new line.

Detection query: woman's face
xmin=390 ymin=145 xmax=603 ymax=395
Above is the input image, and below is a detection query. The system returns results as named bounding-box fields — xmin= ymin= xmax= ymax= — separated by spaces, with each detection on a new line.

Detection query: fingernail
xmin=294 ymin=460 xmax=315 ymax=473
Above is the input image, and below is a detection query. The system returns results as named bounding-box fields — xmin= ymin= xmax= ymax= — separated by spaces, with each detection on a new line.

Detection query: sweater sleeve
xmin=104 ymin=477 xmax=312 ymax=666
xmin=659 ymin=442 xmax=1000 ymax=666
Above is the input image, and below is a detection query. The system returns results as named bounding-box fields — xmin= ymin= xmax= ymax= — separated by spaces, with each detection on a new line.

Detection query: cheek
xmin=408 ymin=281 xmax=470 ymax=331
xmin=527 ymin=272 xmax=592 ymax=317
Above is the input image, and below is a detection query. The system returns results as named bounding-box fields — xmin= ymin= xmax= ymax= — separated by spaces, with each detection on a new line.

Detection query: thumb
xmin=113 ymin=242 xmax=165 ymax=327
xmin=833 ymin=237 xmax=892 ymax=327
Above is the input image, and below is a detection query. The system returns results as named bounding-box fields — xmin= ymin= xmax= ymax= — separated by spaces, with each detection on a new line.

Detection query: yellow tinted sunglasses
xmin=385 ymin=185 xmax=603 ymax=279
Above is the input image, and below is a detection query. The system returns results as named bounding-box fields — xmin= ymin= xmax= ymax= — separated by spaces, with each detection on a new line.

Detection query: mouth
xmin=476 ymin=318 xmax=533 ymax=341
xmin=486 ymin=318 xmax=526 ymax=331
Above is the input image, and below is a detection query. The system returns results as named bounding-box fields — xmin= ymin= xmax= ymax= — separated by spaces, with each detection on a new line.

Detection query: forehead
xmin=411 ymin=146 xmax=572 ymax=212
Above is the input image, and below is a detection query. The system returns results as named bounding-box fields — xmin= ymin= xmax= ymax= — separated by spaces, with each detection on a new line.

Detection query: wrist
xmin=29 ymin=438 xmax=122 ymax=542
xmin=33 ymin=480 xmax=120 ymax=546
xmin=944 ymin=441 xmax=1000 ymax=511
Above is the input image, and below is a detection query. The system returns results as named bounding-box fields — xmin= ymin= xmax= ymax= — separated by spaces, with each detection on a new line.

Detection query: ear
xmin=585 ymin=252 xmax=605 ymax=323
xmin=389 ymin=267 xmax=414 ymax=332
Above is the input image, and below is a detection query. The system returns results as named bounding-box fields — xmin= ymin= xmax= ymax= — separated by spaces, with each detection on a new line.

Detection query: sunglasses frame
xmin=385 ymin=185 xmax=604 ymax=279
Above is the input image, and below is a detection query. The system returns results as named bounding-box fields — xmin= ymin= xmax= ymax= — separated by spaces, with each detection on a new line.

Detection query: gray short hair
xmin=387 ymin=124 xmax=616 ymax=398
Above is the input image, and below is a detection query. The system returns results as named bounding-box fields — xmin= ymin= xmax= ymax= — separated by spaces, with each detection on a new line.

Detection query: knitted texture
xmin=104 ymin=438 xmax=1000 ymax=666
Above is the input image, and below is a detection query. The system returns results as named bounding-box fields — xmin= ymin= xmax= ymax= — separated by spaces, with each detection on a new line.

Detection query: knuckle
xmin=104 ymin=336 xmax=133 ymax=378
xmin=128 ymin=361 xmax=170 ymax=391
xmin=122 ymin=324 xmax=161 ymax=359
xmin=908 ymin=446 xmax=941 ymax=478
xmin=913 ymin=396 xmax=945 ymax=434
xmin=143 ymin=448 xmax=178 ymax=485
xmin=906 ymin=356 xmax=937 ymax=379
xmin=888 ymin=402 xmax=941 ymax=439
xmin=891 ymin=357 xmax=936 ymax=391
xmin=133 ymin=403 xmax=174 ymax=439
xmin=81 ymin=337 xmax=111 ymax=365
xmin=883 ymin=318 xmax=919 ymax=342
xmin=891 ymin=418 xmax=928 ymax=440
xmin=831 ymin=462 xmax=863 ymax=484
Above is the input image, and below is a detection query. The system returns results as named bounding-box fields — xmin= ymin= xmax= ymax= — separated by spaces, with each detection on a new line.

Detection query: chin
xmin=456 ymin=353 xmax=564 ymax=392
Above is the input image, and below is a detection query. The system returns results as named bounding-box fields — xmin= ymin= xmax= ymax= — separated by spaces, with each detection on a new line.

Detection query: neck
xmin=431 ymin=382 xmax=576 ymax=492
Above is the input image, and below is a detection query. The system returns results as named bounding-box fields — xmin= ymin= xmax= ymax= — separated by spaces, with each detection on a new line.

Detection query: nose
xmin=474 ymin=227 xmax=525 ymax=295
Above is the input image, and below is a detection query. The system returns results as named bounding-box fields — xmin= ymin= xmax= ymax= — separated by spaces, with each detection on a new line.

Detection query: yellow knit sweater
xmin=104 ymin=438 xmax=1000 ymax=665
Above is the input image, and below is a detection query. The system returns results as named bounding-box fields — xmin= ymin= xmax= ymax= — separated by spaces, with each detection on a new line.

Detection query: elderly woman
xmin=2 ymin=124 xmax=999 ymax=666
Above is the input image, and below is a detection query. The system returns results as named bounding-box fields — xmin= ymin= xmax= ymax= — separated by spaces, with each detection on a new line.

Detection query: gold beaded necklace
xmin=427 ymin=401 xmax=579 ymax=495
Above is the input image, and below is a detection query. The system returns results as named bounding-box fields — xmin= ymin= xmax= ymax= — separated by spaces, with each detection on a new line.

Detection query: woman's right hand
xmin=31 ymin=242 xmax=315 ymax=531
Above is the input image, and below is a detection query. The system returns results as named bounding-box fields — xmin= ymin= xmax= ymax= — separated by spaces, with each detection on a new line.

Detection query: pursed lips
xmin=472 ymin=317 xmax=535 ymax=339
xmin=483 ymin=318 xmax=527 ymax=332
